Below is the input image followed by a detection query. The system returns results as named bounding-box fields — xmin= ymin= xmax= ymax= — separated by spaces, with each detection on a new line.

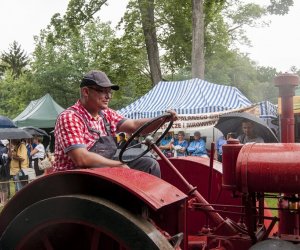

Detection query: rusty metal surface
xmin=236 ymin=143 xmax=300 ymax=193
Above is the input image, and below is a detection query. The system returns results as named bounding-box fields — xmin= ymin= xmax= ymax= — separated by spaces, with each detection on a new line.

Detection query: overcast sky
xmin=0 ymin=0 xmax=299 ymax=72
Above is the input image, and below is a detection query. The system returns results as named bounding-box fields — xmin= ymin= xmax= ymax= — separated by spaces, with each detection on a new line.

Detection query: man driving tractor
xmin=53 ymin=70 xmax=177 ymax=177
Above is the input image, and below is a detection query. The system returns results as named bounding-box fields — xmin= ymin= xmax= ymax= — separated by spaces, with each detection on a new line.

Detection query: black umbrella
xmin=214 ymin=112 xmax=278 ymax=143
xmin=20 ymin=126 xmax=49 ymax=137
xmin=0 ymin=128 xmax=32 ymax=140
xmin=0 ymin=115 xmax=17 ymax=128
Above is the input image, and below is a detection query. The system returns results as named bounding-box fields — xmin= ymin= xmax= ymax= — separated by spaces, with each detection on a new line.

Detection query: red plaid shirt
xmin=53 ymin=100 xmax=126 ymax=171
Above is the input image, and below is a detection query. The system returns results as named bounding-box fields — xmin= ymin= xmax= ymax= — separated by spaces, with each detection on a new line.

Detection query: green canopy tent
xmin=13 ymin=93 xmax=65 ymax=128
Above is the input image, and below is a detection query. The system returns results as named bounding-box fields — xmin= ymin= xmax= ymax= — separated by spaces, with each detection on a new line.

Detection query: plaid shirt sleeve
xmin=104 ymin=108 xmax=127 ymax=135
xmin=55 ymin=110 xmax=86 ymax=152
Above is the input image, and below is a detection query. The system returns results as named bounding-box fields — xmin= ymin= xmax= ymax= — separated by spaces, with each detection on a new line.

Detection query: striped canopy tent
xmin=258 ymin=100 xmax=278 ymax=119
xmin=118 ymin=79 xmax=253 ymax=119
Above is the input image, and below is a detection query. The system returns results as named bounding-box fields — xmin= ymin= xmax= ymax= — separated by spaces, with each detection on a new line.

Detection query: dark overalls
xmin=78 ymin=110 xmax=161 ymax=177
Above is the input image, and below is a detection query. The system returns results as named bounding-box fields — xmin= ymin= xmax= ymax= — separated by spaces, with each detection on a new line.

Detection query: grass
xmin=0 ymin=181 xmax=16 ymax=213
xmin=265 ymin=196 xmax=279 ymax=217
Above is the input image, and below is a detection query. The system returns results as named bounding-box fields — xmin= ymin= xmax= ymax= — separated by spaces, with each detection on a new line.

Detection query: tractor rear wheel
xmin=0 ymin=195 xmax=173 ymax=250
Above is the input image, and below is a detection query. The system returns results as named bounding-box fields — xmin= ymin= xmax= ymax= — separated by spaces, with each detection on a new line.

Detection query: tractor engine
xmin=221 ymin=73 xmax=300 ymax=249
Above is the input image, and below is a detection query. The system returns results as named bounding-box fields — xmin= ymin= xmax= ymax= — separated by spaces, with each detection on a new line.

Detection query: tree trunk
xmin=192 ymin=0 xmax=205 ymax=79
xmin=138 ymin=0 xmax=162 ymax=85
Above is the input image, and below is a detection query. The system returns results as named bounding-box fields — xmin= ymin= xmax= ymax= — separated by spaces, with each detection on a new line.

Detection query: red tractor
xmin=0 ymin=73 xmax=299 ymax=249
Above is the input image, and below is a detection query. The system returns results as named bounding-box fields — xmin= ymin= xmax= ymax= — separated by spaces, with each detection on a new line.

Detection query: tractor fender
xmin=0 ymin=167 xmax=187 ymax=236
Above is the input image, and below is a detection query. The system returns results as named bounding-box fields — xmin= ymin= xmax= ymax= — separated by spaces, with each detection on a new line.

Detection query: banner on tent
xmin=159 ymin=105 xmax=258 ymax=132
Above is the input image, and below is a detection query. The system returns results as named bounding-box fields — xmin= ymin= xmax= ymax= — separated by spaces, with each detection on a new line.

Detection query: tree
xmin=46 ymin=0 xmax=108 ymax=43
xmin=191 ymin=0 xmax=227 ymax=79
xmin=32 ymin=14 xmax=153 ymax=110
xmin=267 ymin=0 xmax=294 ymax=15
xmin=0 ymin=70 xmax=36 ymax=118
xmin=0 ymin=41 xmax=29 ymax=79
xmin=137 ymin=0 xmax=162 ymax=85
xmin=191 ymin=0 xmax=205 ymax=78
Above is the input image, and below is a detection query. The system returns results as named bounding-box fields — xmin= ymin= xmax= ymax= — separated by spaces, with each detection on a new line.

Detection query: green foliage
xmin=0 ymin=70 xmax=37 ymax=118
xmin=32 ymin=19 xmax=114 ymax=108
xmin=0 ymin=0 xmax=295 ymax=118
xmin=32 ymin=13 xmax=152 ymax=110
xmin=0 ymin=41 xmax=30 ymax=79
xmin=225 ymin=1 xmax=268 ymax=46
xmin=47 ymin=0 xmax=108 ymax=42
xmin=267 ymin=0 xmax=294 ymax=15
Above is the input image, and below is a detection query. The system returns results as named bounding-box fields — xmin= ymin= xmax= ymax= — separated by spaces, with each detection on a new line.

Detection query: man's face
xmin=194 ymin=133 xmax=201 ymax=139
xmin=242 ymin=122 xmax=254 ymax=136
xmin=86 ymin=86 xmax=113 ymax=109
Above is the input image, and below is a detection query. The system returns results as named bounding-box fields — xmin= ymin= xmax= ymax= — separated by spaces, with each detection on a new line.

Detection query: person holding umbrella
xmin=237 ymin=119 xmax=264 ymax=144
xmin=10 ymin=139 xmax=29 ymax=192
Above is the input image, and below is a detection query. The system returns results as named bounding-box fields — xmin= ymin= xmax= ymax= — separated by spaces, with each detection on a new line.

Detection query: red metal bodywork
xmin=236 ymin=143 xmax=300 ymax=193
xmin=158 ymin=156 xmax=242 ymax=235
xmin=222 ymin=139 xmax=243 ymax=190
xmin=0 ymin=168 xmax=188 ymax=249
xmin=275 ymin=73 xmax=300 ymax=235
xmin=80 ymin=168 xmax=187 ymax=210
xmin=274 ymin=73 xmax=299 ymax=143
xmin=2 ymin=73 xmax=300 ymax=249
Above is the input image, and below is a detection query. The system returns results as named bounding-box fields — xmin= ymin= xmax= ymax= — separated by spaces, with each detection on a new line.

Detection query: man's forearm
xmin=70 ymin=149 xmax=128 ymax=169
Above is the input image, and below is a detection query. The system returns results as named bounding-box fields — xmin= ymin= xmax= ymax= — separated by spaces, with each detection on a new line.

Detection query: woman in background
xmin=30 ymin=136 xmax=45 ymax=177
xmin=158 ymin=132 xmax=174 ymax=157
xmin=10 ymin=139 xmax=29 ymax=192
xmin=172 ymin=131 xmax=188 ymax=157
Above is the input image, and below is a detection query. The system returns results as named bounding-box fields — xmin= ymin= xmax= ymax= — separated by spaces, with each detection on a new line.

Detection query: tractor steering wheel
xmin=119 ymin=113 xmax=174 ymax=163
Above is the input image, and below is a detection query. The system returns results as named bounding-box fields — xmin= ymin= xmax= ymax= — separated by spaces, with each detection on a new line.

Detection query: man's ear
xmin=81 ymin=87 xmax=89 ymax=97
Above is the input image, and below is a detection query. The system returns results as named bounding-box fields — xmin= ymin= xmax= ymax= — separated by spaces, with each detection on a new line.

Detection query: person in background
xmin=117 ymin=132 xmax=127 ymax=149
xmin=10 ymin=139 xmax=29 ymax=192
xmin=158 ymin=132 xmax=174 ymax=158
xmin=216 ymin=132 xmax=234 ymax=162
xmin=172 ymin=131 xmax=188 ymax=157
xmin=26 ymin=138 xmax=37 ymax=168
xmin=44 ymin=151 xmax=55 ymax=175
xmin=0 ymin=140 xmax=10 ymax=206
xmin=187 ymin=131 xmax=208 ymax=157
xmin=30 ymin=136 xmax=46 ymax=177
xmin=237 ymin=119 xmax=264 ymax=144
xmin=128 ymin=135 xmax=141 ymax=148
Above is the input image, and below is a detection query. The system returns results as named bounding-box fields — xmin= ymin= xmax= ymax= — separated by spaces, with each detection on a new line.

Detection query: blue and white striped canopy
xmin=258 ymin=100 xmax=278 ymax=118
xmin=118 ymin=79 xmax=252 ymax=119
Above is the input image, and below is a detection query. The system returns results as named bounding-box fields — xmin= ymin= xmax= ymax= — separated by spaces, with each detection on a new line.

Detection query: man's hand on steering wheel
xmin=119 ymin=113 xmax=175 ymax=163
xmin=165 ymin=110 xmax=178 ymax=122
